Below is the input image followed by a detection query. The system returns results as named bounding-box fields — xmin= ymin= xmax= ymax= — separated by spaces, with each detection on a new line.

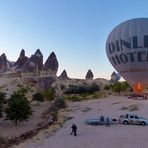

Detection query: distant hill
xmin=0 ymin=49 xmax=109 ymax=99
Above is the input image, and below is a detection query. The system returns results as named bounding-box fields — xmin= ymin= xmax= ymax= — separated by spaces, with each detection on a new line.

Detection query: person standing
xmin=106 ymin=117 xmax=110 ymax=127
xmin=73 ymin=124 xmax=77 ymax=136
xmin=71 ymin=124 xmax=77 ymax=136
xmin=71 ymin=124 xmax=75 ymax=135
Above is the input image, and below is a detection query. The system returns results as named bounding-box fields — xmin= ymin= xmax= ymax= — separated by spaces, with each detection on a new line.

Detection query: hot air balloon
xmin=106 ymin=18 xmax=148 ymax=93
xmin=110 ymin=71 xmax=121 ymax=83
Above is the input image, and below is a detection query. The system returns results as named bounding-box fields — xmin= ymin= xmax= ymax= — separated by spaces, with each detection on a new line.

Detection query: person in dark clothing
xmin=106 ymin=117 xmax=110 ymax=127
xmin=71 ymin=124 xmax=75 ymax=135
xmin=71 ymin=124 xmax=77 ymax=136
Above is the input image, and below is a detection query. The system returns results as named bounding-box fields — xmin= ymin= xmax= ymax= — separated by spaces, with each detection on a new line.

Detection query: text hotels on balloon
xmin=106 ymin=18 xmax=148 ymax=93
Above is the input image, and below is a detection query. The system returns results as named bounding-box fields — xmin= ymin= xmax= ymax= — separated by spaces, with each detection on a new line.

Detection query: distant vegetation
xmin=64 ymin=83 xmax=100 ymax=94
xmin=0 ymin=79 xmax=132 ymax=126
xmin=64 ymin=91 xmax=107 ymax=102
xmin=104 ymin=81 xmax=130 ymax=94
xmin=120 ymin=104 xmax=140 ymax=112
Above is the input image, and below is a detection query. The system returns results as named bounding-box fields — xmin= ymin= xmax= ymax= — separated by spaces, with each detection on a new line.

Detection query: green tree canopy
xmin=112 ymin=81 xmax=129 ymax=94
xmin=5 ymin=92 xmax=32 ymax=126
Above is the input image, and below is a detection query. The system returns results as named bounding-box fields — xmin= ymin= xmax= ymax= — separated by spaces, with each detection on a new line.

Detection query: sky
xmin=0 ymin=0 xmax=148 ymax=79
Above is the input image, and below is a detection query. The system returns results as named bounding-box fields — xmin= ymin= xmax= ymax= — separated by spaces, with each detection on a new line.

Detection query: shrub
xmin=42 ymin=88 xmax=55 ymax=101
xmin=64 ymin=95 xmax=82 ymax=101
xmin=17 ymin=86 xmax=30 ymax=95
xmin=64 ymin=83 xmax=100 ymax=94
xmin=54 ymin=98 xmax=66 ymax=109
xmin=32 ymin=92 xmax=44 ymax=105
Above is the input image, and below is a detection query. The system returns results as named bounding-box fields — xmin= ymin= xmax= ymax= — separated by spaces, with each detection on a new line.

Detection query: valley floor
xmin=13 ymin=95 xmax=148 ymax=148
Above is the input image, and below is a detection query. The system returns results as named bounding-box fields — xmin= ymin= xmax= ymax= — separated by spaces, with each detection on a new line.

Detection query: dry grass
xmin=120 ymin=104 xmax=140 ymax=112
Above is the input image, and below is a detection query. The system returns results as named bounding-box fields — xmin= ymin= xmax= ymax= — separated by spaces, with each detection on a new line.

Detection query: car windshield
xmin=139 ymin=117 xmax=146 ymax=119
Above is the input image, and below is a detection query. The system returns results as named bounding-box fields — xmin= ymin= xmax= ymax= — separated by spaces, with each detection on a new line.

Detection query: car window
xmin=135 ymin=116 xmax=139 ymax=119
xmin=130 ymin=115 xmax=134 ymax=119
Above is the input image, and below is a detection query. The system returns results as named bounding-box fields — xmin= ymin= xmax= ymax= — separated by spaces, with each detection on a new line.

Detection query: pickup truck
xmin=119 ymin=114 xmax=148 ymax=125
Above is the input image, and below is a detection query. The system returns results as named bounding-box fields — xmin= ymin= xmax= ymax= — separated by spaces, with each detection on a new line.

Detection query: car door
xmin=129 ymin=115 xmax=134 ymax=124
xmin=134 ymin=116 xmax=140 ymax=125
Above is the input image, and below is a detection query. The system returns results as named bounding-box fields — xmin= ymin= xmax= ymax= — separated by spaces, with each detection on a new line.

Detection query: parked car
xmin=119 ymin=114 xmax=148 ymax=125
xmin=85 ymin=118 xmax=102 ymax=125
xmin=85 ymin=116 xmax=117 ymax=126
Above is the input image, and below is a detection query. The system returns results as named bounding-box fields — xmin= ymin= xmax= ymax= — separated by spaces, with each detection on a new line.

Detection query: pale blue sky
xmin=0 ymin=0 xmax=148 ymax=79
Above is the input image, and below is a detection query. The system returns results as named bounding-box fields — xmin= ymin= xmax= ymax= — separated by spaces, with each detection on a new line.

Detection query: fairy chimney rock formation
xmin=0 ymin=53 xmax=9 ymax=72
xmin=59 ymin=69 xmax=69 ymax=80
xmin=43 ymin=52 xmax=59 ymax=75
xmin=0 ymin=50 xmax=59 ymax=75
xmin=23 ymin=49 xmax=43 ymax=72
xmin=85 ymin=69 xmax=94 ymax=80
xmin=14 ymin=49 xmax=28 ymax=69
xmin=1 ymin=53 xmax=13 ymax=72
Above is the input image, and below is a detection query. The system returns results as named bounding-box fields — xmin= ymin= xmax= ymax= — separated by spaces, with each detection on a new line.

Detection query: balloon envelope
xmin=110 ymin=71 xmax=121 ymax=82
xmin=106 ymin=18 xmax=148 ymax=93
xmin=116 ymin=73 xmax=121 ymax=81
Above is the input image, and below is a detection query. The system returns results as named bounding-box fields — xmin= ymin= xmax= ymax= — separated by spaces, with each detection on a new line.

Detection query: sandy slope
xmin=13 ymin=96 xmax=148 ymax=148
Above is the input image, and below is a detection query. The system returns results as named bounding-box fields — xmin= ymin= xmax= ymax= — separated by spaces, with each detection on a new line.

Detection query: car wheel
xmin=92 ymin=122 xmax=96 ymax=126
xmin=123 ymin=120 xmax=128 ymax=125
xmin=141 ymin=122 xmax=146 ymax=126
xmin=96 ymin=122 xmax=100 ymax=125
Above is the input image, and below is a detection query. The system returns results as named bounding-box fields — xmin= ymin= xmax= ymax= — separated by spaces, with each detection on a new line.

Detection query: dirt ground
xmin=13 ymin=95 xmax=148 ymax=148
xmin=0 ymin=102 xmax=51 ymax=138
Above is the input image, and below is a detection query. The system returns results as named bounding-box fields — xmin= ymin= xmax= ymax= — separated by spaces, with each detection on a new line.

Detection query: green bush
xmin=17 ymin=86 xmax=30 ymax=95
xmin=32 ymin=92 xmax=44 ymax=105
xmin=42 ymin=88 xmax=55 ymax=101
xmin=64 ymin=95 xmax=82 ymax=101
xmin=65 ymin=83 xmax=100 ymax=94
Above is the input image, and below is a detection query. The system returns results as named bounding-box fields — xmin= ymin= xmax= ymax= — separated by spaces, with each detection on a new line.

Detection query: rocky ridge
xmin=1 ymin=49 xmax=59 ymax=75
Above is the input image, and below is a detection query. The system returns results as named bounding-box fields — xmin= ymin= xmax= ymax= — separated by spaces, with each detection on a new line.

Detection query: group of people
xmin=70 ymin=118 xmax=110 ymax=136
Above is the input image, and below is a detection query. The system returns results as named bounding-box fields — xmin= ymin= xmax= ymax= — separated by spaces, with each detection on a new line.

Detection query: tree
xmin=5 ymin=92 xmax=32 ymax=126
xmin=0 ymin=92 xmax=6 ymax=117
xmin=32 ymin=92 xmax=44 ymax=105
xmin=112 ymin=82 xmax=122 ymax=95
xmin=121 ymin=81 xmax=129 ymax=90
xmin=112 ymin=81 xmax=129 ymax=94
